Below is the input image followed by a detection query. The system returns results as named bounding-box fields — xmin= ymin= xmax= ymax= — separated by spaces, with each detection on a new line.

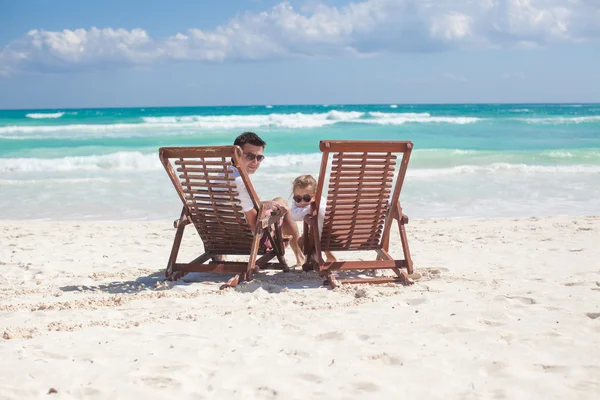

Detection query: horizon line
xmin=1 ymin=101 xmax=599 ymax=111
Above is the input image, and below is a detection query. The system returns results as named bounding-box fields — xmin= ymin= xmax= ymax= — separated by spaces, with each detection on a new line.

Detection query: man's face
xmin=239 ymin=143 xmax=264 ymax=175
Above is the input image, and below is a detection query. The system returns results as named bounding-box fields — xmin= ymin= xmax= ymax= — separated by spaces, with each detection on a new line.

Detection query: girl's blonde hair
xmin=292 ymin=174 xmax=317 ymax=193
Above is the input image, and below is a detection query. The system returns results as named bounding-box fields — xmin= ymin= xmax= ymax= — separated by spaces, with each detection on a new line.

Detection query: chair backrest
xmin=314 ymin=140 xmax=413 ymax=252
xmin=159 ymin=146 xmax=264 ymax=255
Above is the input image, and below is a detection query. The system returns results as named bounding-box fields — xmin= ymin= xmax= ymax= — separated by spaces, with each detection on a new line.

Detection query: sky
xmin=0 ymin=0 xmax=599 ymax=109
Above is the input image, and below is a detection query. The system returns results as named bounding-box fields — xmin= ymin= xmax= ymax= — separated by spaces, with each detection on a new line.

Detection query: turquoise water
xmin=1 ymin=103 xmax=599 ymax=220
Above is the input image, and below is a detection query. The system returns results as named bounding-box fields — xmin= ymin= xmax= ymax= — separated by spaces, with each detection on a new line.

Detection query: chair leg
xmin=166 ymin=252 xmax=213 ymax=282
xmin=376 ymin=247 xmax=414 ymax=286
xmin=327 ymin=271 xmax=340 ymax=288
xmin=301 ymin=220 xmax=315 ymax=271
xmin=397 ymin=219 xmax=413 ymax=275
xmin=165 ymin=220 xmax=186 ymax=279
xmin=392 ymin=202 xmax=413 ymax=275
xmin=272 ymin=223 xmax=290 ymax=272
xmin=246 ymin=233 xmax=262 ymax=281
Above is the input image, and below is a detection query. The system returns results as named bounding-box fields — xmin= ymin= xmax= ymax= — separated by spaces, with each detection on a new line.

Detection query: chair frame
xmin=159 ymin=146 xmax=289 ymax=288
xmin=302 ymin=140 xmax=414 ymax=288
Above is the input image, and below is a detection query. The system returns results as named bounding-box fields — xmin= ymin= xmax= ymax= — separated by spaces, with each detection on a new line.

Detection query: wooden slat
xmin=321 ymin=140 xmax=411 ymax=153
xmin=324 ymin=260 xmax=408 ymax=270
xmin=325 ymin=236 xmax=380 ymax=244
xmin=325 ymin=192 xmax=390 ymax=199
xmin=324 ymin=227 xmax=383 ymax=235
xmin=332 ymin=153 xmax=398 ymax=160
xmin=176 ymin=161 xmax=233 ymax=167
xmin=177 ymin=168 xmax=232 ymax=174
xmin=191 ymin=210 xmax=246 ymax=217
xmin=327 ymin=190 xmax=391 ymax=196
xmin=184 ymin=195 xmax=239 ymax=202
xmin=328 ymin=182 xmax=392 ymax=189
xmin=202 ymin=219 xmax=251 ymax=225
xmin=203 ymin=241 xmax=255 ymax=248
xmin=328 ymin=183 xmax=391 ymax=190
xmin=326 ymin=196 xmax=388 ymax=203
xmin=326 ymin=200 xmax=388 ymax=207
xmin=324 ymin=210 xmax=387 ymax=218
xmin=325 ymin=235 xmax=382 ymax=243
xmin=326 ymin=244 xmax=380 ymax=251
xmin=185 ymin=200 xmax=240 ymax=207
xmin=324 ymin=216 xmax=385 ymax=224
xmin=323 ymin=223 xmax=384 ymax=233
xmin=203 ymin=242 xmax=254 ymax=248
xmin=331 ymin=159 xmax=396 ymax=166
xmin=178 ymin=174 xmax=235 ymax=181
xmin=161 ymin=146 xmax=239 ymax=160
xmin=179 ymin=182 xmax=237 ymax=191
xmin=330 ymin=177 xmax=393 ymax=183
xmin=192 ymin=217 xmax=247 ymax=224
xmin=173 ymin=262 xmax=248 ymax=274
xmin=183 ymin=190 xmax=237 ymax=195
xmin=187 ymin=203 xmax=243 ymax=211
xmin=339 ymin=277 xmax=408 ymax=285
xmin=175 ymin=159 xmax=230 ymax=166
xmin=328 ymin=172 xmax=395 ymax=179
xmin=195 ymin=223 xmax=248 ymax=230
xmin=330 ymin=165 xmax=394 ymax=172
xmin=197 ymin=227 xmax=251 ymax=235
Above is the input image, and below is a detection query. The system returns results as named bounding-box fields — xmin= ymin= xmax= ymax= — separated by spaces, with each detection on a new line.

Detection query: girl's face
xmin=293 ymin=185 xmax=315 ymax=205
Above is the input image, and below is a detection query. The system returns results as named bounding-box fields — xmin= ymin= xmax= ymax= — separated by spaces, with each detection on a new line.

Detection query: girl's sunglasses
xmin=244 ymin=152 xmax=265 ymax=162
xmin=293 ymin=194 xmax=312 ymax=203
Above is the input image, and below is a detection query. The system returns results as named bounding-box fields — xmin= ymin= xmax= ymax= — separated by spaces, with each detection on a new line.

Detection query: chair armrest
xmin=173 ymin=213 xmax=191 ymax=229
xmin=256 ymin=206 xmax=287 ymax=232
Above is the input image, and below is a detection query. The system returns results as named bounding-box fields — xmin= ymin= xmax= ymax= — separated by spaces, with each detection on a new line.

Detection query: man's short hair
xmin=234 ymin=132 xmax=266 ymax=148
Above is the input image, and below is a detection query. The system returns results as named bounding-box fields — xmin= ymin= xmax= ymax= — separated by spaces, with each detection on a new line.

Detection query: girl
xmin=290 ymin=175 xmax=337 ymax=263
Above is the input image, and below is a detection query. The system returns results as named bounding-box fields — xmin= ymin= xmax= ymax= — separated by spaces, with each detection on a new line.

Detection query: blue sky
xmin=0 ymin=0 xmax=599 ymax=109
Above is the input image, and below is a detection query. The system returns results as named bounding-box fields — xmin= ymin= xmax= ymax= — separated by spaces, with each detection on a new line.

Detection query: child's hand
xmin=262 ymin=200 xmax=288 ymax=212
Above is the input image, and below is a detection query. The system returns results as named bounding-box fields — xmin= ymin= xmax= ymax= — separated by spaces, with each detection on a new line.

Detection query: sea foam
xmin=0 ymin=110 xmax=482 ymax=138
xmin=25 ymin=112 xmax=65 ymax=119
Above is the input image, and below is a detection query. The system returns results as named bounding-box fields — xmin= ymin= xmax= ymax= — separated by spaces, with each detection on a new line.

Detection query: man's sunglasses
xmin=293 ymin=194 xmax=313 ymax=203
xmin=244 ymin=152 xmax=265 ymax=162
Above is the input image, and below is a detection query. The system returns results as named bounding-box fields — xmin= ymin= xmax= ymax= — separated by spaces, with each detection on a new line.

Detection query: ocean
xmin=1 ymin=103 xmax=599 ymax=220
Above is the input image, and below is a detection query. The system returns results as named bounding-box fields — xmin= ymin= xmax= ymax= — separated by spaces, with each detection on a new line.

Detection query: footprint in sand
xmin=480 ymin=361 xmax=506 ymax=376
xmin=363 ymin=352 xmax=403 ymax=366
xmin=535 ymin=364 xmax=569 ymax=373
xmin=481 ymin=320 xmax=505 ymax=327
xmin=255 ymin=386 xmax=278 ymax=399
xmin=504 ymin=296 xmax=537 ymax=305
xmin=352 ymin=382 xmax=380 ymax=393
xmin=406 ymin=298 xmax=428 ymax=306
xmin=315 ymin=331 xmax=344 ymax=341
xmin=299 ymin=373 xmax=323 ymax=383
xmin=140 ymin=376 xmax=179 ymax=389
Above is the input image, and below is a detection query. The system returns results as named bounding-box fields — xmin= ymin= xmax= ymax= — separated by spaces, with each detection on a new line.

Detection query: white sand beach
xmin=1 ymin=216 xmax=599 ymax=399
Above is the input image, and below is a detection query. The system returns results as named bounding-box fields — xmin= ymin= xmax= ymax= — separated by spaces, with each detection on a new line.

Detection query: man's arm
xmin=244 ymin=208 xmax=258 ymax=232
xmin=244 ymin=201 xmax=286 ymax=232
xmin=235 ymin=174 xmax=259 ymax=231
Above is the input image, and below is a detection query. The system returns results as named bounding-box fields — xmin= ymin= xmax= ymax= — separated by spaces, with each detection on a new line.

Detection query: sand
xmin=1 ymin=216 xmax=599 ymax=399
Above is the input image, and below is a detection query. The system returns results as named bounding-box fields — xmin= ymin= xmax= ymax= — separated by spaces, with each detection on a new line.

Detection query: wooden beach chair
xmin=159 ymin=146 xmax=289 ymax=288
xmin=302 ymin=140 xmax=414 ymax=288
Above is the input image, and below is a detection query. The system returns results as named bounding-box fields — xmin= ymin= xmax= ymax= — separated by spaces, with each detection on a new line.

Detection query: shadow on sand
xmin=59 ymin=268 xmax=327 ymax=295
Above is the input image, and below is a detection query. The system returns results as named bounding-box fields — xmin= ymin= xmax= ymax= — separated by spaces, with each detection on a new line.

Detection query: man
xmin=231 ymin=131 xmax=304 ymax=266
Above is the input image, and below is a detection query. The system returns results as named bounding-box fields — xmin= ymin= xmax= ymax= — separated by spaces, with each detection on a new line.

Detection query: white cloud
xmin=1 ymin=0 xmax=599 ymax=74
